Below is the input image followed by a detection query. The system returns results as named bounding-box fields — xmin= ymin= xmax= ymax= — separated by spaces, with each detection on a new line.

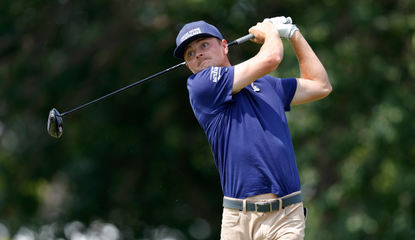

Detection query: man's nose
xmin=196 ymin=50 xmax=204 ymax=57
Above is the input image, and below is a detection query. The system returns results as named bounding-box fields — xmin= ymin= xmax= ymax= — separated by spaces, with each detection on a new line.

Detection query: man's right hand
xmin=249 ymin=21 xmax=280 ymax=44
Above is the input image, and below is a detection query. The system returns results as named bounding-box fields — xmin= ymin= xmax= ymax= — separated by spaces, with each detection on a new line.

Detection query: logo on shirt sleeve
xmin=210 ymin=67 xmax=222 ymax=83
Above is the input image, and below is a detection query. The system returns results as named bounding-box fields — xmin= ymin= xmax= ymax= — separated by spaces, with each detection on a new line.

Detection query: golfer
xmin=174 ymin=17 xmax=331 ymax=240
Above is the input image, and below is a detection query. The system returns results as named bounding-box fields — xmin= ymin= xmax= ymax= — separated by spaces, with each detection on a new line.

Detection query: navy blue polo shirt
xmin=187 ymin=66 xmax=300 ymax=199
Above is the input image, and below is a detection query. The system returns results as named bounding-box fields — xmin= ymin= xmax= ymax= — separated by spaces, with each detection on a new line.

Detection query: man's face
xmin=184 ymin=37 xmax=229 ymax=74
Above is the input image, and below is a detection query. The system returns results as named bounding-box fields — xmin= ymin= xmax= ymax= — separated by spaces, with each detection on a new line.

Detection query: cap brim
xmin=173 ymin=33 xmax=218 ymax=60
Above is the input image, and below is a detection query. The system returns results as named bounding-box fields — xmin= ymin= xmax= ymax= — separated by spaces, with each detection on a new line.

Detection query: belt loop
xmin=243 ymin=200 xmax=247 ymax=214
xmin=279 ymin=198 xmax=287 ymax=217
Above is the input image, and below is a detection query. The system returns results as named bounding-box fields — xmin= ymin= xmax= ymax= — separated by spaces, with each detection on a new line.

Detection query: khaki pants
xmin=221 ymin=191 xmax=306 ymax=240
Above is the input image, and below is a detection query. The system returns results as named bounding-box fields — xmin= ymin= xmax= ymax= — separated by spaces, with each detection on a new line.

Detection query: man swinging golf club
xmin=174 ymin=17 xmax=332 ymax=240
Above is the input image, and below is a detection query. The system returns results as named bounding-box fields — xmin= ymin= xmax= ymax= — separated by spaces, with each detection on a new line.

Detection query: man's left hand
xmin=264 ymin=16 xmax=299 ymax=39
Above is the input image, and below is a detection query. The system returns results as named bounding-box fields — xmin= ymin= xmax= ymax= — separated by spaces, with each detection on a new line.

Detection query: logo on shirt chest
xmin=210 ymin=67 xmax=222 ymax=82
xmin=251 ymin=82 xmax=260 ymax=92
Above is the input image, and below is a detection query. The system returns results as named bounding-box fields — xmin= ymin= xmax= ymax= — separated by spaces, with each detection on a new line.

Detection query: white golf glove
xmin=278 ymin=23 xmax=299 ymax=39
xmin=263 ymin=16 xmax=292 ymax=25
xmin=263 ymin=16 xmax=299 ymax=39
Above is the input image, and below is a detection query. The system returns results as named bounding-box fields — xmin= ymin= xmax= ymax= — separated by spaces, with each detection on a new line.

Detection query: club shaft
xmin=227 ymin=33 xmax=254 ymax=47
xmin=60 ymin=62 xmax=186 ymax=117
xmin=59 ymin=33 xmax=254 ymax=117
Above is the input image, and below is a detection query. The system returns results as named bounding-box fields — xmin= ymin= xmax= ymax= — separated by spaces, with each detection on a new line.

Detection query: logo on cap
xmin=180 ymin=28 xmax=202 ymax=43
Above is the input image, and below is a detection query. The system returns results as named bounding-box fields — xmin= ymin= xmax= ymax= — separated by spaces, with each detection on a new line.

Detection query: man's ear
xmin=221 ymin=39 xmax=229 ymax=55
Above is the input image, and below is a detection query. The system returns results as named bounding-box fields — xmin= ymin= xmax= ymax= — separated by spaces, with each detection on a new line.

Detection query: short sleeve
xmin=187 ymin=66 xmax=235 ymax=114
xmin=280 ymin=78 xmax=297 ymax=111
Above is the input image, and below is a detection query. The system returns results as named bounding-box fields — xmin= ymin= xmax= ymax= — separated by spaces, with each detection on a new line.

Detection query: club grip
xmin=227 ymin=33 xmax=254 ymax=47
xmin=236 ymin=33 xmax=255 ymax=44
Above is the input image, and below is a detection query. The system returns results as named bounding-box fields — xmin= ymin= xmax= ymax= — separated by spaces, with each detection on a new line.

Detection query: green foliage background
xmin=1 ymin=0 xmax=414 ymax=239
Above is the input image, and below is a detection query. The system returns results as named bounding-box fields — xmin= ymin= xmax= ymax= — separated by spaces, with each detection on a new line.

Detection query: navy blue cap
xmin=174 ymin=20 xmax=223 ymax=60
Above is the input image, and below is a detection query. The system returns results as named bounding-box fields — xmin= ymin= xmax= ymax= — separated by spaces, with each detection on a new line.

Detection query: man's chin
xmin=199 ymin=61 xmax=212 ymax=69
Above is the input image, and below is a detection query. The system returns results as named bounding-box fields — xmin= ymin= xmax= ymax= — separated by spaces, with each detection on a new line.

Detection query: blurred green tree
xmin=0 ymin=0 xmax=414 ymax=239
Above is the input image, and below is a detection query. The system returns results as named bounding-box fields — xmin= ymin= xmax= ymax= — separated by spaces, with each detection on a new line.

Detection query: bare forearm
xmin=233 ymin=22 xmax=284 ymax=94
xmin=250 ymin=24 xmax=284 ymax=70
xmin=290 ymin=31 xmax=329 ymax=86
xmin=254 ymin=33 xmax=283 ymax=72
xmin=289 ymin=30 xmax=332 ymax=105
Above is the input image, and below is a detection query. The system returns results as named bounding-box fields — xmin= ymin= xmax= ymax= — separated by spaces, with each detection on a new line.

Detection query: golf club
xmin=47 ymin=33 xmax=254 ymax=138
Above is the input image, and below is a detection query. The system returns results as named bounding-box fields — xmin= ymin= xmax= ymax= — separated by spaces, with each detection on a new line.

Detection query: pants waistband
xmin=223 ymin=191 xmax=303 ymax=212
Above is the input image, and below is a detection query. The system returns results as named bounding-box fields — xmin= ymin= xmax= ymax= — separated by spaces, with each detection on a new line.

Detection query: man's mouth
xmin=199 ymin=58 xmax=209 ymax=66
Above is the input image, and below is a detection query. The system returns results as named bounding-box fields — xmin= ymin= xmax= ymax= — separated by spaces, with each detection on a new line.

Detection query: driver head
xmin=47 ymin=108 xmax=63 ymax=138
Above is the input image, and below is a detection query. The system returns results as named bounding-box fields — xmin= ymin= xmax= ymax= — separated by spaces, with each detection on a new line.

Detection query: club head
xmin=47 ymin=108 xmax=63 ymax=138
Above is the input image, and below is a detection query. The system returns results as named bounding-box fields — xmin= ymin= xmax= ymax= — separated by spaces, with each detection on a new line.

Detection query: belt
xmin=223 ymin=192 xmax=303 ymax=212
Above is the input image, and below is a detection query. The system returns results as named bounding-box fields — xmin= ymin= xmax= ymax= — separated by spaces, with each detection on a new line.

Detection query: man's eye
xmin=202 ymin=43 xmax=208 ymax=48
xmin=188 ymin=52 xmax=194 ymax=57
